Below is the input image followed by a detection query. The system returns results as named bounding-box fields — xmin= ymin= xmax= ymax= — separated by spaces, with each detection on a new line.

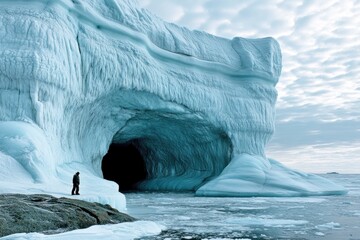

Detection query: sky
xmin=138 ymin=0 xmax=360 ymax=173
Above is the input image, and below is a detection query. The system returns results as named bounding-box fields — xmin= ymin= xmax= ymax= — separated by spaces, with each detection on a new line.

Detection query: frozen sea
xmin=126 ymin=174 xmax=360 ymax=240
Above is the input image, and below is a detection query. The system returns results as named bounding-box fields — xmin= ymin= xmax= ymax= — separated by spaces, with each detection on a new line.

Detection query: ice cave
xmin=102 ymin=141 xmax=147 ymax=191
xmin=0 ymin=0 xmax=346 ymax=210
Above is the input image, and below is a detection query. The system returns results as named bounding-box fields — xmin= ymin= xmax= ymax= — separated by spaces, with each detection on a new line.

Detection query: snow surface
xmin=0 ymin=221 xmax=165 ymax=240
xmin=0 ymin=0 xmax=346 ymax=221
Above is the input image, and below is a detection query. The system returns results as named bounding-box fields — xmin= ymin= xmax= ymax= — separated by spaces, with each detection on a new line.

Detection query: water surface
xmin=126 ymin=174 xmax=360 ymax=239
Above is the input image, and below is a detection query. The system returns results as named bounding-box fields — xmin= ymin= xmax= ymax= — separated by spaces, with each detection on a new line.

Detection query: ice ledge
xmin=196 ymin=154 xmax=348 ymax=197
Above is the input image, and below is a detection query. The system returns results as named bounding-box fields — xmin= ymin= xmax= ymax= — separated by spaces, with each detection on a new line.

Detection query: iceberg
xmin=0 ymin=0 xmax=346 ymax=210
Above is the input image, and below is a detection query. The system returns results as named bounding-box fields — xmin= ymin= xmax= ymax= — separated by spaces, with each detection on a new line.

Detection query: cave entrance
xmin=101 ymin=140 xmax=147 ymax=192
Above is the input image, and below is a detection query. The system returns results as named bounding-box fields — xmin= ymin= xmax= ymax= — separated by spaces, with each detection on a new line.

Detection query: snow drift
xmin=0 ymin=0 xmax=346 ymax=210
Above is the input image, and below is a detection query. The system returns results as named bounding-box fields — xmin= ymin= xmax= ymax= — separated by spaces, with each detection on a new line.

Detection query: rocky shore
xmin=0 ymin=194 xmax=135 ymax=237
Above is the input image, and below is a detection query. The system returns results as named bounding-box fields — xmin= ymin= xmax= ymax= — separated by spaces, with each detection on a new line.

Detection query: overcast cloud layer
xmin=138 ymin=0 xmax=360 ymax=173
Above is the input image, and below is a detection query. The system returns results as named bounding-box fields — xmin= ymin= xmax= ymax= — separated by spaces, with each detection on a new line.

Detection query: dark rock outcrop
xmin=0 ymin=194 xmax=135 ymax=237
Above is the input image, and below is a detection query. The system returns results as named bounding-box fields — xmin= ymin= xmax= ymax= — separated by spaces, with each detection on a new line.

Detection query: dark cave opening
xmin=101 ymin=141 xmax=147 ymax=192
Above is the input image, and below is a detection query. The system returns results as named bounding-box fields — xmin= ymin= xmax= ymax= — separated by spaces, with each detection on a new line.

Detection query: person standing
xmin=71 ymin=172 xmax=80 ymax=195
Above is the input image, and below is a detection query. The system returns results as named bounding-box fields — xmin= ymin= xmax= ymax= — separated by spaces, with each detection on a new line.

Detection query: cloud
xmin=269 ymin=119 xmax=360 ymax=146
xmin=267 ymin=142 xmax=360 ymax=174
xmin=137 ymin=0 xmax=185 ymax=22
xmin=137 ymin=0 xmax=360 ymax=173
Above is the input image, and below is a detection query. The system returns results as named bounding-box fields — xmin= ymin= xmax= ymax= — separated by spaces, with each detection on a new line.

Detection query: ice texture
xmin=0 ymin=0 xmax=346 ymax=210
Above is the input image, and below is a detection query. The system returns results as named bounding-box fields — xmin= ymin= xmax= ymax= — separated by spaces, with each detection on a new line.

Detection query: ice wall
xmin=0 ymin=0 xmax=346 ymax=209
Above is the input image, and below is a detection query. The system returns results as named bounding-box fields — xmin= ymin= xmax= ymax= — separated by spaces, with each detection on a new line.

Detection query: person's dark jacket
xmin=73 ymin=174 xmax=80 ymax=185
